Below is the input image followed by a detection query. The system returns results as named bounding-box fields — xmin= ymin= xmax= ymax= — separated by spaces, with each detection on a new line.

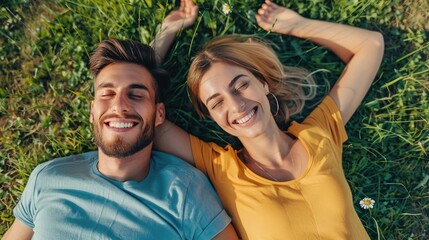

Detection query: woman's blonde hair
xmin=187 ymin=35 xmax=317 ymax=124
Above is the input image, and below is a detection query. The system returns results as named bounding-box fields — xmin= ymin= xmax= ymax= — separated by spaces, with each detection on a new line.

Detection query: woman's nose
xmin=229 ymin=95 xmax=246 ymax=113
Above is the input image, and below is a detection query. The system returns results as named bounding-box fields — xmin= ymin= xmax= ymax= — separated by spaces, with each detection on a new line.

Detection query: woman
xmin=155 ymin=0 xmax=384 ymax=239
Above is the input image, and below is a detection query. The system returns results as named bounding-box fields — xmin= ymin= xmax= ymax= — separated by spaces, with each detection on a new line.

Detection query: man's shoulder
xmin=34 ymin=151 xmax=98 ymax=175
xmin=150 ymin=150 xmax=205 ymax=178
xmin=149 ymin=151 xmax=215 ymax=201
xmin=151 ymin=150 xmax=191 ymax=166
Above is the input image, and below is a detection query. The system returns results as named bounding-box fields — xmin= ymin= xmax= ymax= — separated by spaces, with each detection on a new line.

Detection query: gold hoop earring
xmin=269 ymin=92 xmax=279 ymax=117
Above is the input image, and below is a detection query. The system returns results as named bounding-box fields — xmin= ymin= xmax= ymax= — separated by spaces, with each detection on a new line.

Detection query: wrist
xmin=159 ymin=23 xmax=182 ymax=36
xmin=288 ymin=17 xmax=311 ymax=37
xmin=152 ymin=25 xmax=178 ymax=44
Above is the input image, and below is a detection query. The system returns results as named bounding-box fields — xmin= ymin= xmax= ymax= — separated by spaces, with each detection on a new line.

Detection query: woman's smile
xmin=233 ymin=107 xmax=257 ymax=125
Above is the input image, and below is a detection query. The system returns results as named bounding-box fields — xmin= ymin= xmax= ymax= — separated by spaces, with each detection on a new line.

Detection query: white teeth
xmin=109 ymin=122 xmax=134 ymax=128
xmin=236 ymin=109 xmax=255 ymax=124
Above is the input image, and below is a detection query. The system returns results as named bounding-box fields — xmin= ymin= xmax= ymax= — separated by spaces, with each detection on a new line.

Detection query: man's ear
xmin=155 ymin=102 xmax=165 ymax=127
xmin=89 ymin=101 xmax=94 ymax=123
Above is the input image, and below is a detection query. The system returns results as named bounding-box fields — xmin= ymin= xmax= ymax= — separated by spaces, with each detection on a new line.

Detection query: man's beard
xmin=93 ymin=114 xmax=156 ymax=158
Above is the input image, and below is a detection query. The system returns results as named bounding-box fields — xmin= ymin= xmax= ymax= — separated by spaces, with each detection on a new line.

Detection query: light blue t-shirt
xmin=13 ymin=151 xmax=230 ymax=240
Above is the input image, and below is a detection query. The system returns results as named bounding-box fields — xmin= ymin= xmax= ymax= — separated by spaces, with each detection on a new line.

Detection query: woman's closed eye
xmin=233 ymin=82 xmax=249 ymax=94
xmin=211 ymin=99 xmax=224 ymax=110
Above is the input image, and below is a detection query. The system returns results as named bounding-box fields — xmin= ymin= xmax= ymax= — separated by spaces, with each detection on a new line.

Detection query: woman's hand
xmin=151 ymin=0 xmax=198 ymax=64
xmin=162 ymin=0 xmax=199 ymax=33
xmin=256 ymin=0 xmax=304 ymax=35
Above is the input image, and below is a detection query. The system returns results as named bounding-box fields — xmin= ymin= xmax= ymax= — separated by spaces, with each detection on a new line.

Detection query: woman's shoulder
xmin=190 ymin=134 xmax=236 ymax=153
xmin=289 ymin=96 xmax=348 ymax=146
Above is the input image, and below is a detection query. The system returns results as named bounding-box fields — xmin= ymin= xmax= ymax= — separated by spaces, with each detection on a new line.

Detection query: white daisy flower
xmin=359 ymin=197 xmax=375 ymax=209
xmin=222 ymin=3 xmax=232 ymax=15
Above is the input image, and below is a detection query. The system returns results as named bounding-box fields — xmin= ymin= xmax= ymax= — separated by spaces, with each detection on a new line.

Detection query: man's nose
xmin=111 ymin=93 xmax=130 ymax=112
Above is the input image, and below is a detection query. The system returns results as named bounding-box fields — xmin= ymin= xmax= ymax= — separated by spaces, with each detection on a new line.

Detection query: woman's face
xmin=198 ymin=62 xmax=274 ymax=139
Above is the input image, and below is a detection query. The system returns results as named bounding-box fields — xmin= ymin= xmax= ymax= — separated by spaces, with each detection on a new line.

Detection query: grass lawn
xmin=1 ymin=0 xmax=428 ymax=238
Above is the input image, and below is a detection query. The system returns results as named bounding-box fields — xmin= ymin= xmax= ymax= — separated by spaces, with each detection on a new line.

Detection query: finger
xmin=191 ymin=5 xmax=199 ymax=18
xmin=255 ymin=14 xmax=261 ymax=24
xmin=187 ymin=0 xmax=196 ymax=8
xmin=255 ymin=14 xmax=269 ymax=30
xmin=179 ymin=0 xmax=185 ymax=12
xmin=255 ymin=14 xmax=265 ymax=25
xmin=265 ymin=5 xmax=274 ymax=15
xmin=186 ymin=0 xmax=196 ymax=16
xmin=261 ymin=3 xmax=268 ymax=10
xmin=267 ymin=0 xmax=281 ymax=10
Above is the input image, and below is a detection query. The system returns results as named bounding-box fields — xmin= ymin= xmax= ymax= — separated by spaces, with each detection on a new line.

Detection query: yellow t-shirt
xmin=190 ymin=96 xmax=370 ymax=240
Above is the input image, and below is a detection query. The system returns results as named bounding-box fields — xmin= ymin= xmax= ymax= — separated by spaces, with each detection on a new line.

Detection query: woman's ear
xmin=263 ymin=81 xmax=269 ymax=94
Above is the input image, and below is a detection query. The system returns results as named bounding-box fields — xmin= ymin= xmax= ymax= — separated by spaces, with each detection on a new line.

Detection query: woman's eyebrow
xmin=228 ymin=74 xmax=246 ymax=88
xmin=205 ymin=74 xmax=246 ymax=105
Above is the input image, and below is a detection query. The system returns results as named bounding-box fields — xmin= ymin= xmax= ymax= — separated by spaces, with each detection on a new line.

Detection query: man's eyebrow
xmin=97 ymin=82 xmax=114 ymax=89
xmin=205 ymin=74 xmax=245 ymax=105
xmin=96 ymin=82 xmax=149 ymax=92
xmin=129 ymin=83 xmax=149 ymax=92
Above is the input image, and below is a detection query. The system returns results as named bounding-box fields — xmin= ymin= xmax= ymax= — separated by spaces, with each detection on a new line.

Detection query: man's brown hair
xmin=89 ymin=38 xmax=169 ymax=102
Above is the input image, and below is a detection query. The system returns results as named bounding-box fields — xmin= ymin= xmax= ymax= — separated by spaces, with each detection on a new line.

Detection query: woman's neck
xmin=240 ymin=128 xmax=309 ymax=182
xmin=239 ymin=127 xmax=292 ymax=166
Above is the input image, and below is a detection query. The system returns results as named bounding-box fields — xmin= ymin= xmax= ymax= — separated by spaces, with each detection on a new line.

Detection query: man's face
xmin=90 ymin=63 xmax=164 ymax=158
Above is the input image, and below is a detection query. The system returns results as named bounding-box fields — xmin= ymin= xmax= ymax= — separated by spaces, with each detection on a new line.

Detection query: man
xmin=3 ymin=1 xmax=239 ymax=236
xmin=2 ymin=37 xmax=237 ymax=240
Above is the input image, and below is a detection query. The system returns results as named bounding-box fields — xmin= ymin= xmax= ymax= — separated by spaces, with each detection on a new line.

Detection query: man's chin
xmin=98 ymin=138 xmax=153 ymax=158
xmin=101 ymin=150 xmax=135 ymax=158
xmin=99 ymin=141 xmax=137 ymax=158
xmin=93 ymin=122 xmax=155 ymax=158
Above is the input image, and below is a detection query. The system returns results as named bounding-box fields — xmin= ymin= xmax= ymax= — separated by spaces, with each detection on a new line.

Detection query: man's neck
xmin=97 ymin=146 xmax=152 ymax=182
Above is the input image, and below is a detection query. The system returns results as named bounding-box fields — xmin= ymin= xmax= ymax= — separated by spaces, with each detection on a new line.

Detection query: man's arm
xmin=150 ymin=0 xmax=198 ymax=64
xmin=212 ymin=224 xmax=239 ymax=240
xmin=2 ymin=219 xmax=33 ymax=240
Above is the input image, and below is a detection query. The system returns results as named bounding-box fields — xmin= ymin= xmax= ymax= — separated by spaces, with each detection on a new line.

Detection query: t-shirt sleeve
xmin=13 ymin=164 xmax=46 ymax=229
xmin=304 ymin=96 xmax=348 ymax=147
xmin=182 ymin=170 xmax=231 ymax=240
xmin=189 ymin=135 xmax=218 ymax=176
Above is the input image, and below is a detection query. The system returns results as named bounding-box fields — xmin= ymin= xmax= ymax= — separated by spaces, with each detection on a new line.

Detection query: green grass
xmin=1 ymin=0 xmax=428 ymax=238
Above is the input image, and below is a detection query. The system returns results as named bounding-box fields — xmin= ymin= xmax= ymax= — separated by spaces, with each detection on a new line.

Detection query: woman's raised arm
xmin=150 ymin=0 xmax=199 ymax=64
xmin=151 ymin=0 xmax=198 ymax=164
xmin=256 ymin=0 xmax=384 ymax=124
